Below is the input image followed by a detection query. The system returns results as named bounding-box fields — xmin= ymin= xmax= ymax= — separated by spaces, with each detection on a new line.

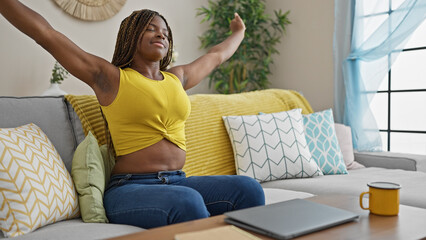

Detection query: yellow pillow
xmin=184 ymin=89 xmax=314 ymax=176
xmin=0 ymin=123 xmax=79 ymax=237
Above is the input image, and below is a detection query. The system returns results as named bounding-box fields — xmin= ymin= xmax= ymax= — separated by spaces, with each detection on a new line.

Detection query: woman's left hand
xmin=169 ymin=13 xmax=246 ymax=90
xmin=230 ymin=13 xmax=245 ymax=33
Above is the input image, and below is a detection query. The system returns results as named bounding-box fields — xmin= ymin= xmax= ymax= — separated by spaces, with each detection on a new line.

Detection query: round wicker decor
xmin=53 ymin=0 xmax=127 ymax=21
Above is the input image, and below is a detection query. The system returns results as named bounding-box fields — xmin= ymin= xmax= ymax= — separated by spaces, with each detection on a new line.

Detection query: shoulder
xmin=118 ymin=67 xmax=140 ymax=82
xmin=162 ymin=71 xmax=181 ymax=83
xmin=120 ymin=67 xmax=132 ymax=77
xmin=165 ymin=66 xmax=185 ymax=86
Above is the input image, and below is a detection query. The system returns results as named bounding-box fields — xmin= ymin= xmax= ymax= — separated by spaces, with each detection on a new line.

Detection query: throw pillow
xmin=303 ymin=109 xmax=348 ymax=175
xmin=71 ymin=131 xmax=113 ymax=223
xmin=334 ymin=123 xmax=365 ymax=170
xmin=65 ymin=95 xmax=106 ymax=145
xmin=0 ymin=123 xmax=79 ymax=237
xmin=100 ymin=144 xmax=115 ymax=185
xmin=223 ymin=109 xmax=323 ymax=183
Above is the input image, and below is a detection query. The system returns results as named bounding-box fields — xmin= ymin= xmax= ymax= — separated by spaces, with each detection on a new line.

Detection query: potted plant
xmin=42 ymin=61 xmax=69 ymax=96
xmin=197 ymin=0 xmax=291 ymax=94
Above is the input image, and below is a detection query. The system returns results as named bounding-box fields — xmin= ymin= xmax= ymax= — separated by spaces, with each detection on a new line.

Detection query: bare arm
xmin=0 ymin=0 xmax=118 ymax=104
xmin=168 ymin=13 xmax=245 ymax=90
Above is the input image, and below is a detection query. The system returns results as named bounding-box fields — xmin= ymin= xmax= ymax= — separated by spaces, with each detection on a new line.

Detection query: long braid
xmin=158 ymin=15 xmax=173 ymax=70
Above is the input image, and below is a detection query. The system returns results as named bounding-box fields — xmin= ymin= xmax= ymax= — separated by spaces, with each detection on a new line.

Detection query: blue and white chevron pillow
xmin=303 ymin=109 xmax=348 ymax=175
xmin=223 ymin=109 xmax=323 ymax=183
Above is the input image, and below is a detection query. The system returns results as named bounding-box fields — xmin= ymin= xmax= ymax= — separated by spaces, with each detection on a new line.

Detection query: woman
xmin=0 ymin=1 xmax=265 ymax=228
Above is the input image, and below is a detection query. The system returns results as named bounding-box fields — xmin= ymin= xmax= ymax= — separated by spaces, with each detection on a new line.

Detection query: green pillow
xmin=100 ymin=144 xmax=115 ymax=186
xmin=71 ymin=131 xmax=114 ymax=223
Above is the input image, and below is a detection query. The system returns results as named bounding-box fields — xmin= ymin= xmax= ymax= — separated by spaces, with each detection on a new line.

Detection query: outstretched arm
xmin=168 ymin=13 xmax=245 ymax=90
xmin=0 ymin=0 xmax=118 ymax=105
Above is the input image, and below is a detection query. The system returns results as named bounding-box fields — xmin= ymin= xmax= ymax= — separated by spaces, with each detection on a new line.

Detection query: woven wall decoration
xmin=53 ymin=0 xmax=127 ymax=21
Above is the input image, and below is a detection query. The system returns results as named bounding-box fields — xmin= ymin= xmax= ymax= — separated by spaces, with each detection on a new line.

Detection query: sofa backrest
xmin=63 ymin=89 xmax=314 ymax=176
xmin=0 ymin=96 xmax=84 ymax=173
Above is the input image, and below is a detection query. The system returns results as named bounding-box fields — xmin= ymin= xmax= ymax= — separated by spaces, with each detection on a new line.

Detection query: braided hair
xmin=111 ymin=9 xmax=173 ymax=70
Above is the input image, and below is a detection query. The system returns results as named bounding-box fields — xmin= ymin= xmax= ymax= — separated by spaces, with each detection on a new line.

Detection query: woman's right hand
xmin=0 ymin=0 xmax=119 ymax=106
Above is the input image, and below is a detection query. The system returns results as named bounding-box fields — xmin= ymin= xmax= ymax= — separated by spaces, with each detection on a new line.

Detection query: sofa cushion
xmin=0 ymin=96 xmax=77 ymax=172
xmin=334 ymin=123 xmax=365 ymax=170
xmin=2 ymin=219 xmax=143 ymax=240
xmin=354 ymin=151 xmax=418 ymax=171
xmin=0 ymin=123 xmax=79 ymax=237
xmin=263 ymin=188 xmax=314 ymax=205
xmin=303 ymin=109 xmax=348 ymax=175
xmin=65 ymin=100 xmax=86 ymax=146
xmin=71 ymin=132 xmax=108 ymax=223
xmin=260 ymin=167 xmax=426 ymax=209
xmin=223 ymin=109 xmax=322 ymax=182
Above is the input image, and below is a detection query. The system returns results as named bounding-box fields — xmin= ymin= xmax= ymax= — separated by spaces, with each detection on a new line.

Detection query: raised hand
xmin=230 ymin=12 xmax=246 ymax=33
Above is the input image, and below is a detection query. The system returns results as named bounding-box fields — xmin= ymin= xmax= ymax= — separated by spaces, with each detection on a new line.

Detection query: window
xmin=368 ymin=1 xmax=426 ymax=154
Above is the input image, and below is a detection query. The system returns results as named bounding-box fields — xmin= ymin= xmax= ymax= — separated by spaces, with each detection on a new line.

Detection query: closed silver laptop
xmin=224 ymin=198 xmax=359 ymax=240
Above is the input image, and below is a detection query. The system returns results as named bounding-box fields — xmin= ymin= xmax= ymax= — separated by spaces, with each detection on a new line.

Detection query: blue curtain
xmin=334 ymin=0 xmax=426 ymax=151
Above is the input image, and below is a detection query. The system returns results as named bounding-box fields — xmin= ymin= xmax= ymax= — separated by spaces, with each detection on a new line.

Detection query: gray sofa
xmin=1 ymin=95 xmax=426 ymax=240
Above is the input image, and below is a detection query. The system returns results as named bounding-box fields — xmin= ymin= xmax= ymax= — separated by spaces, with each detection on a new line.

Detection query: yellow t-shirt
xmin=100 ymin=68 xmax=191 ymax=156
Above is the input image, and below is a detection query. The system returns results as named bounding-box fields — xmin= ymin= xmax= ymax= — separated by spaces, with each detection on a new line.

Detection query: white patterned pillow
xmin=0 ymin=123 xmax=79 ymax=237
xmin=303 ymin=109 xmax=348 ymax=175
xmin=223 ymin=109 xmax=322 ymax=182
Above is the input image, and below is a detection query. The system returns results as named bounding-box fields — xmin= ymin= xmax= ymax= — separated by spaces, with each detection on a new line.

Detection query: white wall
xmin=266 ymin=0 xmax=335 ymax=111
xmin=0 ymin=0 xmax=335 ymax=111
xmin=0 ymin=0 xmax=210 ymax=96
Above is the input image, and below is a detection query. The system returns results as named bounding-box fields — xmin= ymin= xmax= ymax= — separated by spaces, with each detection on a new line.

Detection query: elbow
xmin=218 ymin=54 xmax=227 ymax=66
xmin=33 ymin=28 xmax=55 ymax=49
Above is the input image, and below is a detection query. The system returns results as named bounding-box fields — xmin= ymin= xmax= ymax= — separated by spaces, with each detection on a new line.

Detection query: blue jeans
xmin=103 ymin=170 xmax=265 ymax=229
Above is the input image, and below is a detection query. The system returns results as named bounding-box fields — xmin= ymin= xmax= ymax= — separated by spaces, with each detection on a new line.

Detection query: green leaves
xmin=197 ymin=0 xmax=290 ymax=94
xmin=50 ymin=61 xmax=69 ymax=84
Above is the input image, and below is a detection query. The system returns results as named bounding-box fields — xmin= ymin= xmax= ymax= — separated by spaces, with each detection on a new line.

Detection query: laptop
xmin=224 ymin=198 xmax=359 ymax=240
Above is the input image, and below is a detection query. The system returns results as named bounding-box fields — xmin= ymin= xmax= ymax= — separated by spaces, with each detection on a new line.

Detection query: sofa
xmin=1 ymin=89 xmax=425 ymax=240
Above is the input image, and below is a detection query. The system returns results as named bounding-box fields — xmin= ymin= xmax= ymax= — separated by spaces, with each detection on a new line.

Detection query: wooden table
xmin=109 ymin=195 xmax=426 ymax=240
